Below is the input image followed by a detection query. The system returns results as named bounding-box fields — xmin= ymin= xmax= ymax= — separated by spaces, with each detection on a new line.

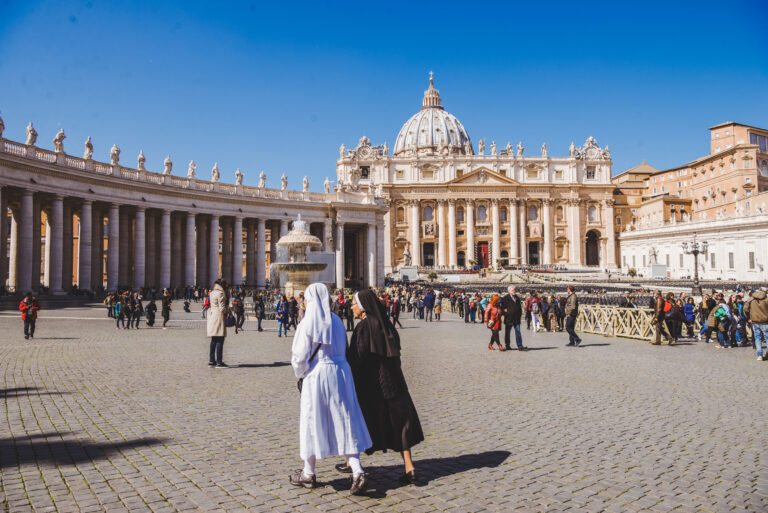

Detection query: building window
xmin=477 ymin=205 xmax=487 ymax=221
xmin=623 ymin=256 xmax=627 ymax=267
xmin=457 ymin=251 xmax=466 ymax=267
xmin=643 ymin=255 xmax=646 ymax=267
xmin=588 ymin=206 xmax=597 ymax=223
xmin=528 ymin=205 xmax=538 ymax=221
xmin=679 ymin=253 xmax=683 ymax=267
xmin=499 ymin=169 xmax=506 ymax=177
xmin=729 ymin=252 xmax=734 ymax=269
xmin=711 ymin=253 xmax=716 ymax=268
xmin=422 ymin=169 xmax=434 ymax=179
xmin=749 ymin=252 xmax=756 ymax=269
xmin=500 ymin=208 xmax=507 ymax=222
xmin=457 ymin=207 xmax=464 ymax=223
xmin=760 ymin=160 xmax=768 ymax=177
xmin=457 ymin=169 xmax=464 ymax=178
xmin=423 ymin=206 xmax=433 ymax=221
xmin=556 ymin=206 xmax=564 ymax=223
xmin=527 ymin=168 xmax=539 ymax=179
xmin=632 ymin=255 xmax=636 ymax=267
xmin=360 ymin=166 xmax=370 ymax=179
xmin=586 ymin=166 xmax=596 ymax=179
xmin=396 ymin=169 xmax=404 ymax=180
xmin=396 ymin=207 xmax=405 ymax=224
xmin=666 ymin=254 xmax=670 ymax=266
xmin=555 ymin=169 xmax=563 ymax=180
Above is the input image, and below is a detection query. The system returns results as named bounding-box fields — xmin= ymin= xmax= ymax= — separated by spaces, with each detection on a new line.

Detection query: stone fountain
xmin=272 ymin=214 xmax=328 ymax=297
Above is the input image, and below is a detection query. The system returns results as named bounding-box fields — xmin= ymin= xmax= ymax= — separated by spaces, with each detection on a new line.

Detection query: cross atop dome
xmin=422 ymin=71 xmax=442 ymax=110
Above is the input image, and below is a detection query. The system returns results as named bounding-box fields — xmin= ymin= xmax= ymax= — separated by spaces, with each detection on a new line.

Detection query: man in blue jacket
xmin=423 ymin=290 xmax=435 ymax=322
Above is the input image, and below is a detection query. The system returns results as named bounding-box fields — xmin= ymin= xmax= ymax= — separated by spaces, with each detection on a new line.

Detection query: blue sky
xmin=1 ymin=0 xmax=767 ymax=190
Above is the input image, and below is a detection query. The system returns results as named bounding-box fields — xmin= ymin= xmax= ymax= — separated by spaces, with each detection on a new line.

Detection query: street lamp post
xmin=681 ymin=232 xmax=708 ymax=296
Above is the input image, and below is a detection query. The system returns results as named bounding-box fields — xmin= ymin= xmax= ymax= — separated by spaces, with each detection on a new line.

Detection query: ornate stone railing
xmin=0 ymin=136 xmax=379 ymax=206
xmin=575 ymin=305 xmax=701 ymax=341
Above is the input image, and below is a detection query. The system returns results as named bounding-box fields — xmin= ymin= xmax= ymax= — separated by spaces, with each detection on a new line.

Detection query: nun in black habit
xmin=343 ymin=289 xmax=424 ymax=484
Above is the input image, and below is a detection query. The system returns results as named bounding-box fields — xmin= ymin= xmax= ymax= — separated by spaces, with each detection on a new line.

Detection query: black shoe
xmin=288 ymin=470 xmax=316 ymax=489
xmin=350 ymin=473 xmax=369 ymax=495
xmin=565 ymin=343 xmax=575 ymax=347
xmin=398 ymin=469 xmax=417 ymax=485
xmin=504 ymin=346 xmax=512 ymax=350
xmin=24 ymin=335 xmax=29 ymax=340
xmin=215 ymin=363 xmax=228 ymax=368
xmin=519 ymin=346 xmax=529 ymax=351
xmin=574 ymin=341 xmax=581 ymax=347
xmin=335 ymin=463 xmax=353 ymax=474
xmin=208 ymin=361 xmax=215 ymax=367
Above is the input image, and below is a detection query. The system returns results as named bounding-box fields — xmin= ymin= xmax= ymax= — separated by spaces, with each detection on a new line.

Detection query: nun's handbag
xmin=296 ymin=343 xmax=322 ymax=393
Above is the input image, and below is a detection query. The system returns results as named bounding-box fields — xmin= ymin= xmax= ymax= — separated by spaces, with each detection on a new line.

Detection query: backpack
xmin=663 ymin=300 xmax=672 ymax=313
xmin=531 ymin=302 xmax=540 ymax=314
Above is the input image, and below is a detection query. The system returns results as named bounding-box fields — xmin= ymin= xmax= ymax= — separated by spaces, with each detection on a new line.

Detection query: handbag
xmin=297 ymin=343 xmax=322 ymax=393
xmin=225 ymin=313 xmax=236 ymax=327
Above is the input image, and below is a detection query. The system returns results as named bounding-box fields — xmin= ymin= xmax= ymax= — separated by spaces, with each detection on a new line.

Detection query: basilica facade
xmin=336 ymin=77 xmax=619 ymax=274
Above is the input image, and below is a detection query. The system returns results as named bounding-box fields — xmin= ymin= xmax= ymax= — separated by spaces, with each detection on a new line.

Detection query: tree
xmin=427 ymin=271 xmax=438 ymax=282
xmin=628 ymin=268 xmax=637 ymax=278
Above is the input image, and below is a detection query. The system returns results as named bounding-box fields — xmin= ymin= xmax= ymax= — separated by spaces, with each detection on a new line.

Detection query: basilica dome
xmin=393 ymin=76 xmax=472 ymax=157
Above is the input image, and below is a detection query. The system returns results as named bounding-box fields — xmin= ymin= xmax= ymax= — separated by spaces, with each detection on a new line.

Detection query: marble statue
xmin=516 ymin=141 xmax=524 ymax=157
xmin=505 ymin=141 xmax=512 ymax=155
xmin=25 ymin=122 xmax=38 ymax=146
xmin=478 ymin=139 xmax=485 ymax=155
xmin=490 ymin=141 xmax=497 ymax=156
xmin=403 ymin=245 xmax=412 ymax=266
xmin=52 ymin=129 xmax=66 ymax=152
xmin=281 ymin=173 xmax=288 ymax=191
xmin=258 ymin=171 xmax=266 ymax=188
xmin=569 ymin=141 xmax=576 ymax=157
xmin=110 ymin=144 xmax=120 ymax=165
xmin=211 ymin=163 xmax=220 ymax=182
xmin=163 ymin=155 xmax=172 ymax=175
xmin=375 ymin=183 xmax=383 ymax=198
xmin=339 ymin=144 xmax=346 ymax=159
xmin=83 ymin=136 xmax=93 ymax=160
xmin=382 ymin=142 xmax=388 ymax=156
xmin=649 ymin=247 xmax=658 ymax=264
xmin=464 ymin=141 xmax=472 ymax=154
xmin=323 ymin=177 xmax=331 ymax=194
xmin=187 ymin=160 xmax=196 ymax=178
xmin=137 ymin=150 xmax=146 ymax=170
xmin=235 ymin=168 xmax=243 ymax=185
xmin=603 ymin=145 xmax=611 ymax=158
xmin=302 ymin=176 xmax=309 ymax=192
xmin=0 ymin=115 xmax=4 ymax=139
xmin=541 ymin=142 xmax=547 ymax=157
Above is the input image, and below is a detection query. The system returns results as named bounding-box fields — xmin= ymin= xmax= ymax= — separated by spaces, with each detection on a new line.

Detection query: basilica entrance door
xmin=423 ymin=243 xmax=435 ymax=268
xmin=476 ymin=242 xmax=489 ymax=267
xmin=528 ymin=242 xmax=540 ymax=266
xmin=585 ymin=230 xmax=600 ymax=266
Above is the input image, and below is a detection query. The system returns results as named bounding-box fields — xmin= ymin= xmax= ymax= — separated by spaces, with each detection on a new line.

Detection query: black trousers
xmin=24 ymin=319 xmax=36 ymax=337
xmin=489 ymin=329 xmax=502 ymax=348
xmin=235 ymin=312 xmax=245 ymax=329
xmin=131 ymin=314 xmax=141 ymax=328
xmin=346 ymin=316 xmax=354 ymax=331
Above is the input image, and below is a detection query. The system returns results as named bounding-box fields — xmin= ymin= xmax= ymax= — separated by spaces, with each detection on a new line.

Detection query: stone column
xmin=335 ymin=221 xmax=345 ymax=289
xmin=543 ymin=199 xmax=553 ymax=265
xmin=280 ymin=219 xmax=289 ymax=238
xmin=134 ymin=207 xmax=146 ymax=288
xmin=466 ymin=200 xmax=475 ymax=266
xmin=491 ymin=199 xmax=500 ymax=267
xmin=0 ymin=187 xmax=5 ymax=289
xmin=509 ymin=199 xmax=519 ymax=265
xmin=221 ymin=220 xmax=232 ymax=283
xmin=62 ymin=202 xmax=73 ymax=290
xmin=91 ymin=209 xmax=103 ymax=289
xmin=519 ymin=199 xmax=528 ymax=265
xmin=32 ymin=197 xmax=41 ymax=289
xmin=196 ymin=217 xmax=208 ymax=287
xmin=118 ymin=210 xmax=129 ymax=285
xmin=383 ymin=206 xmax=392 ymax=273
xmin=599 ymin=237 xmax=607 ymax=268
xmin=256 ymin=219 xmax=266 ymax=288
xmin=44 ymin=211 xmax=51 ymax=287
xmin=569 ymin=199 xmax=582 ymax=266
xmin=107 ymin=204 xmax=120 ymax=290
xmin=171 ymin=215 xmax=183 ymax=287
xmin=409 ymin=200 xmax=421 ymax=267
xmin=49 ymin=195 xmax=64 ymax=294
xmin=604 ymin=199 xmax=617 ymax=268
xmin=367 ymin=223 xmax=376 ymax=287
xmin=160 ymin=210 xmax=171 ymax=289
xmin=185 ymin=212 xmax=196 ymax=287
xmin=232 ymin=216 xmax=243 ymax=286
xmin=448 ymin=199 xmax=457 ymax=268
xmin=9 ymin=210 xmax=18 ymax=290
xmin=146 ymin=213 xmax=156 ymax=287
xmin=245 ymin=220 xmax=255 ymax=286
xmin=78 ymin=200 xmax=92 ymax=291
xmin=437 ymin=200 xmax=447 ymax=267
xmin=209 ymin=215 xmax=220 ymax=281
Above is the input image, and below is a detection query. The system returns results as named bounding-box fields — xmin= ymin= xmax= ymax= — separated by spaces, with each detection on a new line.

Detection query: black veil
xmin=357 ymin=289 xmax=400 ymax=358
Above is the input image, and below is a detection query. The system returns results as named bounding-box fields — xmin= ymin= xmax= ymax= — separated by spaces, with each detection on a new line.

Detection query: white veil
xmin=301 ymin=283 xmax=333 ymax=344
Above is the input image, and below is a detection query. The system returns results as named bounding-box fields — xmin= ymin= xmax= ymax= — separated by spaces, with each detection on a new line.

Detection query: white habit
xmin=291 ymin=284 xmax=372 ymax=460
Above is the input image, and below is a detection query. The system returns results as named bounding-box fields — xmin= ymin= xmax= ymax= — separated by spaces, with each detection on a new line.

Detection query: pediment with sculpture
xmin=447 ymin=167 xmax=519 ymax=186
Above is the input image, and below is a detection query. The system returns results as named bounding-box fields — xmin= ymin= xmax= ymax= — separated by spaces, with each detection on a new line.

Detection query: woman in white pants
xmin=289 ymin=283 xmax=372 ymax=494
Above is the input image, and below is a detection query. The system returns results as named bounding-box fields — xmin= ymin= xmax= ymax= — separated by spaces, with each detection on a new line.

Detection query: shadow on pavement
xmin=0 ymin=387 xmax=71 ymax=398
xmin=325 ymin=450 xmax=511 ymax=497
xmin=578 ymin=343 xmax=611 ymax=347
xmin=234 ymin=362 xmax=291 ymax=368
xmin=523 ymin=346 xmax=557 ymax=351
xmin=0 ymin=432 xmax=167 ymax=469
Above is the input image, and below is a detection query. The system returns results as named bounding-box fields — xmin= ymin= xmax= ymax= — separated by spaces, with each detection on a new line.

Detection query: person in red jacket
xmin=19 ymin=293 xmax=40 ymax=340
xmin=485 ymin=295 xmax=504 ymax=351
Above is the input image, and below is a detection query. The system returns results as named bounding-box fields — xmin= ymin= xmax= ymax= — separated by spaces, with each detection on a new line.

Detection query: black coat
xmin=347 ymin=317 xmax=424 ymax=454
xmin=500 ymin=294 xmax=523 ymax=325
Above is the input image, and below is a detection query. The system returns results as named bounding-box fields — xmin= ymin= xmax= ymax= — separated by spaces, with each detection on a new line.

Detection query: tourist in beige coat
xmin=207 ymin=279 xmax=230 ymax=368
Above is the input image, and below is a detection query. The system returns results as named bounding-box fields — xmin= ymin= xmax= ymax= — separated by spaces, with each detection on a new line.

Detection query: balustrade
xmin=575 ymin=304 xmax=702 ymax=341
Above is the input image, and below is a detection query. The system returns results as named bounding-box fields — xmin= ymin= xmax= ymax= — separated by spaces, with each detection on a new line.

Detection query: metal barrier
xmin=575 ymin=305 xmax=702 ymax=341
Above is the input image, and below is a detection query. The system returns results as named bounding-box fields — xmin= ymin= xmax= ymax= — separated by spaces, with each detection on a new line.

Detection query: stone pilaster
xmin=448 ymin=199 xmax=457 ymax=268
xmin=134 ymin=207 xmax=146 ymax=288
xmin=185 ymin=212 xmax=196 ymax=287
xmin=256 ymin=219 xmax=266 ymax=288
xmin=232 ymin=216 xmax=243 ymax=286
xmin=49 ymin=195 xmax=64 ymax=294
xmin=78 ymin=200 xmax=92 ymax=291
xmin=107 ymin=204 xmax=119 ymax=290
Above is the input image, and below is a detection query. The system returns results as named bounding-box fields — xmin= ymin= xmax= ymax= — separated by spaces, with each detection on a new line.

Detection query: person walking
xmin=434 ymin=298 xmax=442 ymax=321
xmin=207 ymin=279 xmax=229 ymax=368
xmin=346 ymin=289 xmax=424 ymax=485
xmin=484 ymin=295 xmax=504 ymax=351
xmin=288 ymin=283 xmax=372 ymax=494
xmin=131 ymin=293 xmax=144 ymax=329
xmin=114 ymin=297 xmax=126 ymax=329
xmin=232 ymin=294 xmax=245 ymax=334
xmin=104 ymin=294 xmax=115 ymax=318
xmin=277 ymin=294 xmax=290 ymax=337
xmin=564 ymin=285 xmax=582 ymax=347
xmin=391 ymin=296 xmax=404 ymax=328
xmin=663 ymin=293 xmax=681 ymax=345
xmin=345 ymin=297 xmax=355 ymax=331
xmin=501 ymin=286 xmax=527 ymax=351
xmin=530 ymin=293 xmax=542 ymax=332
xmin=201 ymin=294 xmax=210 ymax=319
xmin=19 ymin=293 xmax=40 ymax=339
xmin=423 ymin=290 xmax=434 ymax=322
xmin=145 ymin=300 xmax=157 ymax=327
xmin=683 ymin=297 xmax=696 ymax=338
xmin=744 ymin=288 xmax=768 ymax=360
xmin=651 ymin=290 xmax=672 ymax=345
xmin=255 ymin=294 xmax=265 ymax=332
xmin=161 ymin=291 xmax=172 ymax=328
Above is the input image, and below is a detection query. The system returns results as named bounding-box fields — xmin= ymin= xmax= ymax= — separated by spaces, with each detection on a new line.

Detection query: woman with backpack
xmin=277 ymin=294 xmax=290 ymax=337
xmin=663 ymin=292 xmax=682 ymax=345
xmin=484 ymin=295 xmax=504 ymax=351
xmin=114 ymin=297 xmax=125 ymax=329
xmin=530 ymin=293 xmax=542 ymax=332
xmin=683 ymin=297 xmax=696 ymax=339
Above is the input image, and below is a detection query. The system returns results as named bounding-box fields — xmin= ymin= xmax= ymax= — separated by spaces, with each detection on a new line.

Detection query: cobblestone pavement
xmin=1 ymin=305 xmax=766 ymax=513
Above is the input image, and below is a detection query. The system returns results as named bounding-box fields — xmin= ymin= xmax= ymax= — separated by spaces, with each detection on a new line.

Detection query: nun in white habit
xmin=289 ymin=283 xmax=372 ymax=493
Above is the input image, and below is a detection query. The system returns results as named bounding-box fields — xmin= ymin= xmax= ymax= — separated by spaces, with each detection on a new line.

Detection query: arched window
xmin=528 ymin=205 xmax=538 ymax=221
xmin=396 ymin=207 xmax=405 ymax=224
xmin=477 ymin=205 xmax=487 ymax=221
xmin=588 ymin=205 xmax=598 ymax=222
xmin=500 ymin=208 xmax=507 ymax=222
xmin=423 ymin=206 xmax=433 ymax=221
xmin=456 ymin=207 xmax=465 ymax=223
